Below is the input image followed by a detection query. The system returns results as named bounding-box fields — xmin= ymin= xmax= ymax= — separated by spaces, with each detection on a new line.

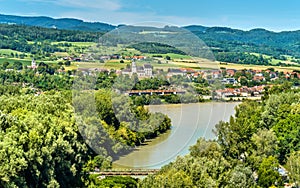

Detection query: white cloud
xmin=23 ymin=0 xmax=122 ymax=11
xmin=16 ymin=0 xmax=208 ymax=27
xmin=59 ymin=9 xmax=206 ymax=27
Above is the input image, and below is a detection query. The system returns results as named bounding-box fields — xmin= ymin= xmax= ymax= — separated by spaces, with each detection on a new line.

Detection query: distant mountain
xmin=181 ymin=25 xmax=300 ymax=58
xmin=1 ymin=13 xmax=300 ymax=59
xmin=182 ymin=25 xmax=208 ymax=32
xmin=0 ymin=14 xmax=116 ymax=32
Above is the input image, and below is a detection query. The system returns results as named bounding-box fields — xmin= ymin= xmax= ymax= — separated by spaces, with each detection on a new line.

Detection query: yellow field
xmin=219 ymin=62 xmax=300 ymax=72
xmin=65 ymin=61 xmax=130 ymax=71
xmin=53 ymin=52 xmax=69 ymax=57
xmin=51 ymin=41 xmax=96 ymax=47
xmin=174 ymin=58 xmax=300 ymax=72
xmin=172 ymin=58 xmax=219 ymax=69
xmin=65 ymin=58 xmax=300 ymax=72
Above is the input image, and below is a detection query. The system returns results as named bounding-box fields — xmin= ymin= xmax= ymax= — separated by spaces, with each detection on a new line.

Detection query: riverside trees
xmin=0 ymin=88 xmax=171 ymax=187
xmin=140 ymin=91 xmax=300 ymax=187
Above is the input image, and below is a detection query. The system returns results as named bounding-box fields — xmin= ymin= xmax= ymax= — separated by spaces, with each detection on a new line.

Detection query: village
xmin=69 ymin=54 xmax=300 ymax=101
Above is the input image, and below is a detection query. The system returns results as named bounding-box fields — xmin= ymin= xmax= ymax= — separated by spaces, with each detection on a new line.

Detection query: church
xmin=28 ymin=58 xmax=37 ymax=69
xmin=122 ymin=61 xmax=153 ymax=77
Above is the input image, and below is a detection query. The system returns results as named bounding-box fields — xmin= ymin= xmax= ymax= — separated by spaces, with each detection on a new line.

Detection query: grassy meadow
xmin=0 ymin=41 xmax=299 ymax=72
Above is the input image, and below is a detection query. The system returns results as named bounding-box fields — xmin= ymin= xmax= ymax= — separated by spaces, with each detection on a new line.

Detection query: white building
xmin=28 ymin=58 xmax=37 ymax=69
xmin=122 ymin=61 xmax=153 ymax=77
xmin=221 ymin=78 xmax=237 ymax=84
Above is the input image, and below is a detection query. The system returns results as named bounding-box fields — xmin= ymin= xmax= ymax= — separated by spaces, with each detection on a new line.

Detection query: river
xmin=113 ymin=102 xmax=240 ymax=169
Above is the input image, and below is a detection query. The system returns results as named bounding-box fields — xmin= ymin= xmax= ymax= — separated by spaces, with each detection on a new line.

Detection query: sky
xmin=0 ymin=0 xmax=300 ymax=31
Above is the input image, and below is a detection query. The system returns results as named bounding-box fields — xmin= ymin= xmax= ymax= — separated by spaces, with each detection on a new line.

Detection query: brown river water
xmin=113 ymin=102 xmax=240 ymax=169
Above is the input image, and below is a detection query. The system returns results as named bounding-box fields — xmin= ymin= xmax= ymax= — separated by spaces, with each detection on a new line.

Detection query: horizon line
xmin=1 ymin=13 xmax=300 ymax=33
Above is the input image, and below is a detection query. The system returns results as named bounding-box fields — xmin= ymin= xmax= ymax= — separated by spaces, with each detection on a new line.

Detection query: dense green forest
xmin=215 ymin=52 xmax=270 ymax=65
xmin=191 ymin=28 xmax=300 ymax=59
xmin=0 ymin=24 xmax=101 ymax=55
xmin=0 ymin=88 xmax=171 ymax=187
xmin=129 ymin=42 xmax=186 ymax=55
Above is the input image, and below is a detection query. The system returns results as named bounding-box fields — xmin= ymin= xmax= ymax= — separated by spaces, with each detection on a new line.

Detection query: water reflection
xmin=113 ymin=102 xmax=239 ymax=169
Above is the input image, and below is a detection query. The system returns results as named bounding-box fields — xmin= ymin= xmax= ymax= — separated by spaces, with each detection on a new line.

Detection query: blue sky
xmin=0 ymin=0 xmax=300 ymax=31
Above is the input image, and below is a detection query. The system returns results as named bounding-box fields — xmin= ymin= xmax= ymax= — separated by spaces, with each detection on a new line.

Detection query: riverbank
xmin=112 ymin=102 xmax=240 ymax=169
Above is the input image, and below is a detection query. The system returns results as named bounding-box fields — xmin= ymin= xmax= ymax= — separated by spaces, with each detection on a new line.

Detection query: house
xmin=291 ymin=72 xmax=300 ymax=79
xmin=216 ymin=88 xmax=236 ymax=98
xmin=212 ymin=70 xmax=222 ymax=79
xmin=253 ymin=73 xmax=265 ymax=81
xmin=132 ymin=56 xmax=147 ymax=60
xmin=221 ymin=78 xmax=237 ymax=84
xmin=100 ymin=56 xmax=111 ymax=61
xmin=215 ymin=85 xmax=267 ymax=99
xmin=191 ymin=72 xmax=202 ymax=78
xmin=167 ymin=69 xmax=186 ymax=77
xmin=269 ymin=71 xmax=277 ymax=79
xmin=78 ymin=68 xmax=109 ymax=76
xmin=201 ymin=70 xmax=222 ymax=80
xmin=226 ymin=69 xmax=236 ymax=76
xmin=180 ymin=68 xmax=196 ymax=73
xmin=143 ymin=64 xmax=153 ymax=77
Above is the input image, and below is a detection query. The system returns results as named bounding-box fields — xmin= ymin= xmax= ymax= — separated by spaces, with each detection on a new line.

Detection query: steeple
xmin=31 ymin=58 xmax=36 ymax=69
xmin=131 ymin=61 xmax=137 ymax=73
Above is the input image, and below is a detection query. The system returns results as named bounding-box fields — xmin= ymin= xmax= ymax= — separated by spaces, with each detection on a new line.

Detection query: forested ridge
xmin=0 ymin=14 xmax=115 ymax=32
xmin=0 ymin=24 xmax=101 ymax=55
xmin=190 ymin=27 xmax=300 ymax=59
xmin=2 ymin=21 xmax=300 ymax=66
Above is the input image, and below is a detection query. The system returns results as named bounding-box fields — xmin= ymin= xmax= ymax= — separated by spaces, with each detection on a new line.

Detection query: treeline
xmin=112 ymin=74 xmax=206 ymax=105
xmin=0 ymin=14 xmax=115 ymax=32
xmin=0 ymin=24 xmax=101 ymax=42
xmin=140 ymin=87 xmax=300 ymax=187
xmin=0 ymin=68 xmax=73 ymax=91
xmin=0 ymin=92 xmax=90 ymax=187
xmin=193 ymin=28 xmax=300 ymax=59
xmin=0 ymin=87 xmax=171 ymax=187
xmin=0 ymin=24 xmax=101 ymax=54
xmin=129 ymin=42 xmax=186 ymax=55
xmin=215 ymin=52 xmax=269 ymax=65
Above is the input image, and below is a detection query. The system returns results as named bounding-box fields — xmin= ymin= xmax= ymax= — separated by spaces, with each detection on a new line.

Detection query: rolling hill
xmin=0 ymin=14 xmax=115 ymax=32
xmin=1 ymin=13 xmax=300 ymax=65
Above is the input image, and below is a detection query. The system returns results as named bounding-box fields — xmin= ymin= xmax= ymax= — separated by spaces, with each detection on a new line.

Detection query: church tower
xmin=131 ymin=61 xmax=137 ymax=73
xmin=31 ymin=58 xmax=36 ymax=69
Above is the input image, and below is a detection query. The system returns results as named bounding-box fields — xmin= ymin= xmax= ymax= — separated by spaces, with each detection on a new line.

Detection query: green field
xmin=1 ymin=41 xmax=299 ymax=73
xmin=0 ymin=57 xmax=32 ymax=65
xmin=54 ymin=43 xmax=143 ymax=57
xmin=220 ymin=62 xmax=300 ymax=72
xmin=53 ymin=52 xmax=70 ymax=57
xmin=250 ymin=52 xmax=299 ymax=66
xmin=0 ymin=49 xmax=30 ymax=56
xmin=51 ymin=41 xmax=96 ymax=47
xmin=70 ymin=61 xmax=129 ymax=70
